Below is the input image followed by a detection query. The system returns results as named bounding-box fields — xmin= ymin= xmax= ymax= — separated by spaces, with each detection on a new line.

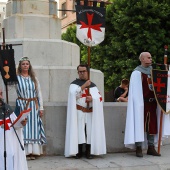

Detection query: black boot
xmin=75 ymin=144 xmax=83 ymax=159
xmin=86 ymin=144 xmax=93 ymax=159
xmin=147 ymin=145 xmax=161 ymax=156
xmin=136 ymin=146 xmax=143 ymax=157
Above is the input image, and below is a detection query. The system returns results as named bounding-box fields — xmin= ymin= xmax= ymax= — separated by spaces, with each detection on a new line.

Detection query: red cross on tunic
xmin=153 ymin=78 xmax=165 ymax=92
xmin=80 ymin=13 xmax=102 ymax=40
xmin=0 ymin=118 xmax=11 ymax=130
xmin=81 ymin=89 xmax=89 ymax=98
xmin=98 ymin=92 xmax=102 ymax=102
xmin=81 ymin=89 xmax=103 ymax=101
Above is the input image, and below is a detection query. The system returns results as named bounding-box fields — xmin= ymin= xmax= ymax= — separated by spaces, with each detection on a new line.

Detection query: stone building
xmin=56 ymin=0 xmax=76 ymax=33
xmin=0 ymin=0 xmax=7 ymax=38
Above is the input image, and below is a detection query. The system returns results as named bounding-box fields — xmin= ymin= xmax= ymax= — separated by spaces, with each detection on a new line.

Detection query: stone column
xmin=5 ymin=0 xmax=60 ymax=39
xmin=2 ymin=0 xmax=104 ymax=103
xmin=1 ymin=0 xmax=104 ymax=155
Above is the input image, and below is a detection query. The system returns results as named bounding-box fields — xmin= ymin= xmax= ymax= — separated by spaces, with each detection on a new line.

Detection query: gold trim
xmin=151 ymin=69 xmax=170 ymax=114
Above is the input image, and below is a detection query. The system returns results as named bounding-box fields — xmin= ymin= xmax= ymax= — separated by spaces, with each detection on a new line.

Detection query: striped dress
xmin=15 ymin=75 xmax=46 ymax=154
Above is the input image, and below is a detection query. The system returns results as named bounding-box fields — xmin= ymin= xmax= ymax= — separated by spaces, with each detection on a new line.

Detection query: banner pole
xmin=86 ymin=46 xmax=91 ymax=108
xmin=2 ymin=28 xmax=9 ymax=104
xmin=158 ymin=111 xmax=163 ymax=154
xmin=88 ymin=46 xmax=90 ymax=80
xmin=158 ymin=45 xmax=168 ymax=154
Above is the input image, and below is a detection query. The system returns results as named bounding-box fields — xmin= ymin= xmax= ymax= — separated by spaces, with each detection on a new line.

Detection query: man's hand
xmin=86 ymin=95 xmax=92 ymax=102
xmin=84 ymin=80 xmax=91 ymax=87
xmin=21 ymin=118 xmax=28 ymax=126
xmin=81 ymin=80 xmax=91 ymax=90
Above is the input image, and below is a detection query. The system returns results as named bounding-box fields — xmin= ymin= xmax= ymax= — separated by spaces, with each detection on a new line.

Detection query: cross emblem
xmin=80 ymin=13 xmax=102 ymax=40
xmin=81 ymin=89 xmax=89 ymax=98
xmin=98 ymin=92 xmax=102 ymax=102
xmin=153 ymin=78 xmax=165 ymax=92
xmin=0 ymin=118 xmax=11 ymax=130
xmin=81 ymin=89 xmax=103 ymax=102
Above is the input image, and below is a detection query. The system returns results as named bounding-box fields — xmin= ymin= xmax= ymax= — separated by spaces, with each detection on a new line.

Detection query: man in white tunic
xmin=65 ymin=64 xmax=106 ymax=159
xmin=0 ymin=88 xmax=28 ymax=170
xmin=124 ymin=52 xmax=170 ymax=157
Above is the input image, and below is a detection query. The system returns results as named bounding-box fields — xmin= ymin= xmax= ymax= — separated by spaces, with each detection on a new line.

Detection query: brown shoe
xmin=136 ymin=146 xmax=143 ymax=157
xmin=147 ymin=146 xmax=161 ymax=156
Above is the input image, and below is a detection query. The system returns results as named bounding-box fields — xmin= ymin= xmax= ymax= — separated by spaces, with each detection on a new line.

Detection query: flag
xmin=151 ymin=69 xmax=170 ymax=114
xmin=0 ymin=46 xmax=18 ymax=85
xmin=75 ymin=2 xmax=106 ymax=46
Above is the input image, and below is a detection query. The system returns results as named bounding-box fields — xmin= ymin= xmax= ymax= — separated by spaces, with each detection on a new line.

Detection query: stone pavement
xmin=28 ymin=144 xmax=170 ymax=170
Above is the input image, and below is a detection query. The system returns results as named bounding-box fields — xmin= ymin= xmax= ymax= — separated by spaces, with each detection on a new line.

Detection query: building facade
xmin=0 ymin=1 xmax=6 ymax=38
xmin=57 ymin=0 xmax=107 ymax=33
xmin=56 ymin=0 xmax=76 ymax=33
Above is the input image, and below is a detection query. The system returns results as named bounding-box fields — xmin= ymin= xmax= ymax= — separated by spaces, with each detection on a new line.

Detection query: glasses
xmin=19 ymin=57 xmax=30 ymax=62
xmin=78 ymin=70 xmax=87 ymax=74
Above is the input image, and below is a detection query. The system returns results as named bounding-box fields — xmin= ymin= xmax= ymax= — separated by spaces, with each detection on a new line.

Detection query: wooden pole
xmin=157 ymin=45 xmax=168 ymax=154
xmin=88 ymin=46 xmax=90 ymax=80
xmin=86 ymin=46 xmax=91 ymax=108
xmin=2 ymin=28 xmax=9 ymax=104
xmin=158 ymin=110 xmax=163 ymax=154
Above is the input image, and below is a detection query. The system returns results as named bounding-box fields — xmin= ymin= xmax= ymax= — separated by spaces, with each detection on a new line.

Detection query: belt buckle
xmin=149 ymin=98 xmax=154 ymax=102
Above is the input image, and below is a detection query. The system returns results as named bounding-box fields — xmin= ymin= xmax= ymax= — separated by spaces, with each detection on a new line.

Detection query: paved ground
xmin=28 ymin=144 xmax=170 ymax=170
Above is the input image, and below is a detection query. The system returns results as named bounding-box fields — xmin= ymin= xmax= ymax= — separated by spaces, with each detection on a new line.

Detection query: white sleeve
xmin=36 ymin=78 xmax=44 ymax=110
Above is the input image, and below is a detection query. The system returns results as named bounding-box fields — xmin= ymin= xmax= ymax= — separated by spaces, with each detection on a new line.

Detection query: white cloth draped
xmin=124 ymin=70 xmax=170 ymax=149
xmin=0 ymin=112 xmax=28 ymax=170
xmin=64 ymin=84 xmax=106 ymax=157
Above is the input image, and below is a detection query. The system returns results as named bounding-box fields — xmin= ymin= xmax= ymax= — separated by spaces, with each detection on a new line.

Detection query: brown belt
xmin=76 ymin=104 xmax=93 ymax=113
xmin=18 ymin=97 xmax=38 ymax=110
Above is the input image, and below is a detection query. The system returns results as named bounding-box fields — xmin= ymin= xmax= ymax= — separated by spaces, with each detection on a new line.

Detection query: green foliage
xmin=62 ymin=0 xmax=170 ymax=91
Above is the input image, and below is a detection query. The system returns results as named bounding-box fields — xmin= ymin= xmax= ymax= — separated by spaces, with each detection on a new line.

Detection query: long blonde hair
xmin=17 ymin=57 xmax=38 ymax=92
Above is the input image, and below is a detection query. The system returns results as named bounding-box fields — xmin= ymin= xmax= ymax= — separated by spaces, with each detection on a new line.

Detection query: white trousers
xmin=77 ymin=110 xmax=92 ymax=144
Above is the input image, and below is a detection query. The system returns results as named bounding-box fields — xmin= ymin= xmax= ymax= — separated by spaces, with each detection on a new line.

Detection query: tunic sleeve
xmin=36 ymin=78 xmax=44 ymax=110
xmin=75 ymin=86 xmax=83 ymax=99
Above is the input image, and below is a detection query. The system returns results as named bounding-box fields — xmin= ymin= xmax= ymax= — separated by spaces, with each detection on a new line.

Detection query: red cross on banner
xmin=76 ymin=5 xmax=106 ymax=46
xmin=0 ymin=118 xmax=11 ymax=130
xmin=153 ymin=78 xmax=165 ymax=92
xmin=80 ymin=13 xmax=102 ymax=40
xmin=152 ymin=69 xmax=170 ymax=114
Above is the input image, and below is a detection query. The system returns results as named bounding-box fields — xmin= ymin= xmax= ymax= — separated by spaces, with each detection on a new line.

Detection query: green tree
xmin=62 ymin=0 xmax=170 ymax=91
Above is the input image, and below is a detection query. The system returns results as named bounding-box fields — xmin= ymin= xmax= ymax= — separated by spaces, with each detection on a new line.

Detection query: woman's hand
xmin=21 ymin=118 xmax=28 ymax=126
xmin=39 ymin=110 xmax=43 ymax=118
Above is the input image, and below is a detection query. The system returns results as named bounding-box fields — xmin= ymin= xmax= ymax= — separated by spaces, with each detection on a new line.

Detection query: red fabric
xmin=142 ymin=73 xmax=157 ymax=134
xmin=0 ymin=118 xmax=11 ymax=130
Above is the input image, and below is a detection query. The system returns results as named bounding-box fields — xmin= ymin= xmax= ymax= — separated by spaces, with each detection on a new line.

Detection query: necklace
xmin=21 ymin=74 xmax=29 ymax=78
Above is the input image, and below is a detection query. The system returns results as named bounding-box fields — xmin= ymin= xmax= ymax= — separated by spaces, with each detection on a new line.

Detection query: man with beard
xmin=65 ymin=64 xmax=106 ymax=159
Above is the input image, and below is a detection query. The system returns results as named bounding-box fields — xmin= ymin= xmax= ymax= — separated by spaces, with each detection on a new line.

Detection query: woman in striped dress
xmin=15 ymin=57 xmax=46 ymax=160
